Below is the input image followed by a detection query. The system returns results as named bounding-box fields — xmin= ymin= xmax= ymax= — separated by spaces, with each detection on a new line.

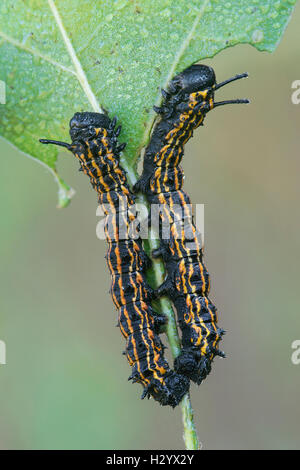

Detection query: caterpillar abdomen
xmin=110 ymin=271 xmax=154 ymax=309
xmin=106 ymin=240 xmax=150 ymax=275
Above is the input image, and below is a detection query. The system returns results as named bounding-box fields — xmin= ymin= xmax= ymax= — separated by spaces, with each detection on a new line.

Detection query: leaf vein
xmin=48 ymin=0 xmax=103 ymax=113
xmin=0 ymin=30 xmax=76 ymax=75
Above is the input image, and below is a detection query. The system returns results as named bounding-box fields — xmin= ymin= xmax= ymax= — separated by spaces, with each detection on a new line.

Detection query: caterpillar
xmin=40 ymin=111 xmax=189 ymax=407
xmin=134 ymin=64 xmax=249 ymax=384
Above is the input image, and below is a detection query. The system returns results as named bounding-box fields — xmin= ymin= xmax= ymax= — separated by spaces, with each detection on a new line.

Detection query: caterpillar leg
xmin=155 ymin=277 xmax=174 ymax=298
xmin=152 ymin=242 xmax=169 ymax=261
xmin=140 ymin=249 xmax=152 ymax=270
xmin=152 ymin=311 xmax=167 ymax=334
xmin=133 ymin=175 xmax=150 ymax=194
xmin=152 ymin=246 xmax=164 ymax=259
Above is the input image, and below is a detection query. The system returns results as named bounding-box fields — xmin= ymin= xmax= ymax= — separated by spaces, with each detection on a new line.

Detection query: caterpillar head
xmin=69 ymin=112 xmax=111 ymax=142
xmin=40 ymin=111 xmax=118 ymax=150
xmin=158 ymin=65 xmax=248 ymax=115
xmin=169 ymin=64 xmax=216 ymax=96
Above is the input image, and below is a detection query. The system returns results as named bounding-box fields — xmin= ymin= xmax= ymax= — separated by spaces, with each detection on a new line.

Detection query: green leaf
xmin=0 ymin=0 xmax=296 ymax=206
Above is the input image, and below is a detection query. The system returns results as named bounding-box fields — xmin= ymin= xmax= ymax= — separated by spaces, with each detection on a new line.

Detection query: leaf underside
xmin=0 ymin=0 xmax=296 ymax=206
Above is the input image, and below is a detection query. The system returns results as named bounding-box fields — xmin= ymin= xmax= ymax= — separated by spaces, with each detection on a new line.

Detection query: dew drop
xmin=14 ymin=123 xmax=24 ymax=135
xmin=161 ymin=8 xmax=171 ymax=17
xmin=260 ymin=5 xmax=270 ymax=14
xmin=170 ymin=32 xmax=179 ymax=40
xmin=116 ymin=0 xmax=128 ymax=10
xmin=106 ymin=13 xmax=113 ymax=22
xmin=252 ymin=29 xmax=264 ymax=43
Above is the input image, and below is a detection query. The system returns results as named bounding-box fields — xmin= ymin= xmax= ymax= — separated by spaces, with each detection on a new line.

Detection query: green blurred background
xmin=1 ymin=4 xmax=300 ymax=450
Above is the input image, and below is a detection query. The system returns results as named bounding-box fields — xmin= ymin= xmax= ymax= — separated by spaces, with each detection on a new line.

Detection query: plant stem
xmin=123 ymin=162 xmax=200 ymax=450
xmin=181 ymin=395 xmax=199 ymax=450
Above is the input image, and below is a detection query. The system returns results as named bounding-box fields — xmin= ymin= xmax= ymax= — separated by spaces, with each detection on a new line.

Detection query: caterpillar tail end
xmin=141 ymin=372 xmax=190 ymax=408
xmin=174 ymin=351 xmax=212 ymax=386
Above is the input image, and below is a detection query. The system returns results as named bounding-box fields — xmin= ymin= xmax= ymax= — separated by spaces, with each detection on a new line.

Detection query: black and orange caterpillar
xmin=135 ymin=65 xmax=249 ymax=384
xmin=40 ymin=112 xmax=189 ymax=407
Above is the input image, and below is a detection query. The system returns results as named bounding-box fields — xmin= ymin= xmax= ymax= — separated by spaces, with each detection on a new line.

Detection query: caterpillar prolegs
xmin=40 ymin=112 xmax=189 ymax=407
xmin=135 ymin=65 xmax=249 ymax=384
